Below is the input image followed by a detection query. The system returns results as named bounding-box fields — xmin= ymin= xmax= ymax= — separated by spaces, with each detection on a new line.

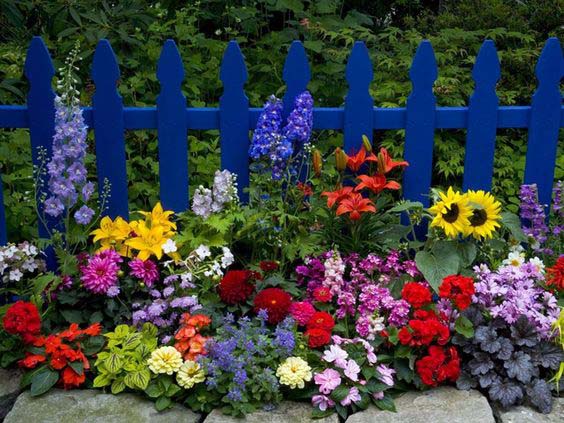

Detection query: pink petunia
xmin=341 ymin=386 xmax=362 ymax=406
xmin=342 ymin=359 xmax=361 ymax=381
xmin=312 ymin=394 xmax=335 ymax=411
xmin=322 ymin=344 xmax=348 ymax=368
xmin=377 ymin=364 xmax=395 ymax=387
xmin=314 ymin=368 xmax=341 ymax=394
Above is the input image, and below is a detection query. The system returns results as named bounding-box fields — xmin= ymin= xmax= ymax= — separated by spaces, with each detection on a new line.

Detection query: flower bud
xmin=362 ymin=135 xmax=372 ymax=152
xmin=335 ymin=147 xmax=348 ymax=171
xmin=312 ymin=149 xmax=322 ymax=177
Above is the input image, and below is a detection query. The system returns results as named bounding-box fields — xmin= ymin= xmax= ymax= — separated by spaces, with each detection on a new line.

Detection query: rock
xmin=203 ymin=401 xmax=338 ymax=423
xmin=0 ymin=368 xmax=24 ymax=421
xmin=495 ymin=398 xmax=564 ymax=423
xmin=346 ymin=387 xmax=495 ymax=423
xmin=4 ymin=389 xmax=200 ymax=423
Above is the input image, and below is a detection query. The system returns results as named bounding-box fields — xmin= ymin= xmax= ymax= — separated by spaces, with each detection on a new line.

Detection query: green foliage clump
xmin=93 ymin=323 xmax=158 ymax=394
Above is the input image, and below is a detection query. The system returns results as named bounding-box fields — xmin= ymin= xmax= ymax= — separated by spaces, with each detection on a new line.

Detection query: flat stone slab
xmin=0 ymin=368 xmax=24 ymax=421
xmin=4 ymin=389 xmax=200 ymax=423
xmin=346 ymin=387 xmax=495 ymax=423
xmin=203 ymin=401 xmax=338 ymax=423
xmin=496 ymin=398 xmax=564 ymax=423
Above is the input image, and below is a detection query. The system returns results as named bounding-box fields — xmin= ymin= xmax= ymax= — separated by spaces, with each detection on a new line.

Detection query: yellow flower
xmin=428 ymin=187 xmax=472 ymax=238
xmin=147 ymin=346 xmax=183 ymax=375
xmin=91 ymin=216 xmax=132 ymax=255
xmin=138 ymin=202 xmax=176 ymax=235
xmin=276 ymin=357 xmax=312 ymax=389
xmin=464 ymin=190 xmax=502 ymax=239
xmin=176 ymin=360 xmax=206 ymax=389
xmin=125 ymin=224 xmax=167 ymax=261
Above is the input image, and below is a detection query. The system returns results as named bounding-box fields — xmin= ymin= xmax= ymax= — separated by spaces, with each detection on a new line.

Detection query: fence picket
xmin=523 ymin=37 xmax=563 ymax=212
xmin=402 ymin=40 xmax=438 ymax=208
xmin=463 ymin=40 xmax=500 ymax=192
xmin=344 ymin=42 xmax=374 ymax=153
xmin=282 ymin=41 xmax=311 ymax=119
xmin=220 ymin=41 xmax=250 ymax=202
xmin=157 ymin=40 xmax=188 ymax=212
xmin=91 ymin=40 xmax=129 ymax=219
xmin=24 ymin=36 xmax=56 ymax=240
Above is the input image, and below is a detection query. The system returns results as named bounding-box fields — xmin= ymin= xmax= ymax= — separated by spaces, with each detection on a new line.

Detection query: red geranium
xmin=546 ymin=256 xmax=564 ymax=291
xmin=253 ymin=287 xmax=292 ymax=324
xmin=313 ymin=286 xmax=332 ymax=303
xmin=61 ymin=366 xmax=86 ymax=389
xmin=416 ymin=345 xmax=460 ymax=387
xmin=439 ymin=275 xmax=475 ymax=310
xmin=259 ymin=261 xmax=279 ymax=272
xmin=398 ymin=311 xmax=449 ymax=347
xmin=401 ymin=282 xmax=432 ymax=309
xmin=306 ymin=311 xmax=335 ymax=332
xmin=218 ymin=270 xmax=256 ymax=305
xmin=305 ymin=328 xmax=331 ymax=348
xmin=2 ymin=301 xmax=41 ymax=344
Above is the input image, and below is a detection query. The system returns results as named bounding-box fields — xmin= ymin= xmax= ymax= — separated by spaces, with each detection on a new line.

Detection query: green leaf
xmin=68 ymin=361 xmax=84 ymax=376
xmin=155 ymin=395 xmax=172 ymax=411
xmin=388 ymin=200 xmax=424 ymax=213
xmin=105 ymin=353 xmax=123 ymax=373
xmin=111 ymin=379 xmax=126 ymax=394
xmin=373 ymin=394 xmax=396 ymax=412
xmin=454 ymin=315 xmax=474 ymax=338
xmin=30 ymin=368 xmax=59 ymax=396
xmin=60 ymin=309 xmax=84 ymax=324
xmin=415 ymin=245 xmax=460 ymax=292
xmin=93 ymin=373 xmax=113 ymax=388
xmin=330 ymin=385 xmax=349 ymax=402
xmin=457 ymin=242 xmax=477 ymax=267
xmin=122 ymin=333 xmax=142 ymax=350
xmin=501 ymin=212 xmax=528 ymax=242
xmin=145 ymin=382 xmax=164 ymax=398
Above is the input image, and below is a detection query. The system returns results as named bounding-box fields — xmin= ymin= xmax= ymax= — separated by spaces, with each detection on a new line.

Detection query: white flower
xmin=181 ymin=272 xmax=193 ymax=283
xmin=502 ymin=251 xmax=525 ymax=267
xmin=162 ymin=239 xmax=177 ymax=254
xmin=192 ymin=186 xmax=213 ymax=219
xmin=21 ymin=259 xmax=37 ymax=272
xmin=221 ymin=247 xmax=234 ymax=268
xmin=9 ymin=269 xmax=23 ymax=282
xmin=529 ymin=257 xmax=545 ymax=273
xmin=195 ymin=245 xmax=211 ymax=260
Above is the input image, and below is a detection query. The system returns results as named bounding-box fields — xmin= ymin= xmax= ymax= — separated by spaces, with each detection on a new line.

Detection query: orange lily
xmin=346 ymin=146 xmax=377 ymax=172
xmin=355 ymin=174 xmax=401 ymax=194
xmin=377 ymin=147 xmax=408 ymax=175
xmin=321 ymin=186 xmax=354 ymax=208
xmin=336 ymin=193 xmax=376 ymax=220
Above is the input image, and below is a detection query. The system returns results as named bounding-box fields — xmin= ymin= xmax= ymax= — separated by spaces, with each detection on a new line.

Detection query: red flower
xmin=2 ymin=301 xmax=41 ymax=344
xmin=439 ymin=275 xmax=475 ymax=310
xmin=306 ymin=311 xmax=335 ymax=332
xmin=355 ymin=174 xmax=401 ymax=194
xmin=313 ymin=286 xmax=332 ymax=303
xmin=336 ymin=193 xmax=376 ymax=220
xmin=253 ymin=287 xmax=292 ymax=324
xmin=61 ymin=366 xmax=86 ymax=389
xmin=546 ymin=256 xmax=564 ymax=291
xmin=321 ymin=186 xmax=354 ymax=208
xmin=218 ymin=270 xmax=256 ymax=305
xmin=305 ymin=328 xmax=331 ymax=348
xmin=18 ymin=354 xmax=46 ymax=369
xmin=398 ymin=313 xmax=450 ymax=347
xmin=401 ymin=282 xmax=432 ymax=309
xmin=376 ymin=147 xmax=408 ymax=175
xmin=416 ymin=345 xmax=460 ymax=387
xmin=346 ymin=146 xmax=377 ymax=172
xmin=259 ymin=261 xmax=279 ymax=272
xmin=82 ymin=323 xmax=102 ymax=337
xmin=297 ymin=182 xmax=313 ymax=196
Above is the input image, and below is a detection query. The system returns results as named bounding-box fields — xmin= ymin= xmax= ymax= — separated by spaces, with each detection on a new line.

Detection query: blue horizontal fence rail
xmin=0 ymin=36 xmax=562 ymax=245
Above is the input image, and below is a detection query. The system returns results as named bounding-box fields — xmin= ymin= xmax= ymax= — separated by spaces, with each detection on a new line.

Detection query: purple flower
xmin=519 ymin=184 xmax=549 ymax=252
xmin=312 ymin=395 xmax=335 ymax=411
xmin=341 ymin=386 xmax=362 ymax=406
xmin=74 ymin=205 xmax=94 ymax=225
xmin=249 ymin=95 xmax=283 ymax=160
xmin=376 ymin=364 xmax=395 ymax=387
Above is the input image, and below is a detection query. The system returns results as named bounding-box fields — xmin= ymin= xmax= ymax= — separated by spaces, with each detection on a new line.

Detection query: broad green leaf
xmin=106 ymin=352 xmax=123 ymax=373
xmin=111 ymin=379 xmax=126 ymax=394
xmin=455 ymin=315 xmax=475 ymax=338
xmin=416 ymin=245 xmax=460 ymax=292
xmin=501 ymin=211 xmax=528 ymax=242
xmin=93 ymin=373 xmax=112 ymax=388
xmin=30 ymin=368 xmax=59 ymax=397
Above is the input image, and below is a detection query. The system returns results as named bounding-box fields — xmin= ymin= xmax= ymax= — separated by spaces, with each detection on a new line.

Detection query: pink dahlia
xmin=80 ymin=250 xmax=122 ymax=295
xmin=289 ymin=301 xmax=316 ymax=326
xmin=129 ymin=258 xmax=159 ymax=287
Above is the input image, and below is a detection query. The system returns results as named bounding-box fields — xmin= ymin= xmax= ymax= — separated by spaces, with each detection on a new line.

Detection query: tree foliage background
xmin=0 ymin=0 xmax=562 ymax=240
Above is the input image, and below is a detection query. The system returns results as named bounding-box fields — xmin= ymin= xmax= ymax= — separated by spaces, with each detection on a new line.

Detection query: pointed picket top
xmin=345 ymin=41 xmax=373 ymax=88
xmin=24 ymin=36 xmax=55 ymax=83
xmin=472 ymin=40 xmax=500 ymax=87
xmin=92 ymin=39 xmax=120 ymax=84
xmin=282 ymin=41 xmax=311 ymax=89
xmin=535 ymin=37 xmax=563 ymax=85
xmin=157 ymin=40 xmax=184 ymax=85
xmin=409 ymin=40 xmax=438 ymax=88
xmin=220 ymin=40 xmax=248 ymax=86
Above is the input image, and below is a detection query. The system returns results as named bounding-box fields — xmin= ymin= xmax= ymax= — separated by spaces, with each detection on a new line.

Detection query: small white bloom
xmin=529 ymin=257 xmax=545 ymax=273
xmin=9 ymin=269 xmax=23 ymax=282
xmin=195 ymin=245 xmax=211 ymax=260
xmin=162 ymin=239 xmax=177 ymax=254
xmin=181 ymin=272 xmax=193 ymax=283
xmin=502 ymin=251 xmax=525 ymax=267
xmin=221 ymin=247 xmax=234 ymax=268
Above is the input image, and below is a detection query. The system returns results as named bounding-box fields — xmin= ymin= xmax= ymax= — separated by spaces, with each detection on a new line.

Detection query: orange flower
xmin=297 ymin=182 xmax=313 ymax=196
xmin=187 ymin=314 xmax=211 ymax=329
xmin=355 ymin=174 xmax=401 ymax=194
xmin=19 ymin=354 xmax=46 ymax=369
xmin=61 ymin=366 xmax=85 ymax=389
xmin=321 ymin=186 xmax=354 ymax=208
xmin=346 ymin=146 xmax=377 ymax=173
xmin=376 ymin=147 xmax=408 ymax=175
xmin=82 ymin=323 xmax=102 ymax=337
xmin=336 ymin=193 xmax=376 ymax=220
xmin=175 ymin=325 xmax=197 ymax=340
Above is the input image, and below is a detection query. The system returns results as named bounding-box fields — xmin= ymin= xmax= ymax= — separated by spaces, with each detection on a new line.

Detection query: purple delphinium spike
xmin=282 ymin=91 xmax=313 ymax=146
xmin=519 ymin=184 xmax=549 ymax=251
xmin=249 ymin=95 xmax=283 ymax=160
xmin=552 ymin=181 xmax=563 ymax=236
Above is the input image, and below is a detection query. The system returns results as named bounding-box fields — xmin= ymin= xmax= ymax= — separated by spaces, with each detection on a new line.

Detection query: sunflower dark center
xmin=470 ymin=209 xmax=488 ymax=227
xmin=443 ymin=204 xmax=460 ymax=223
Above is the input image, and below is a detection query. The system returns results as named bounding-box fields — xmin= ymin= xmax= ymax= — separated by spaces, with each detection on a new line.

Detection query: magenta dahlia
xmin=80 ymin=250 xmax=122 ymax=295
xmin=129 ymin=258 xmax=159 ymax=287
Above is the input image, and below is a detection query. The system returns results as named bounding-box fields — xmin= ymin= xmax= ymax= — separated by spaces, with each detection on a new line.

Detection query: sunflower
xmin=428 ymin=187 xmax=472 ymax=238
xmin=464 ymin=190 xmax=502 ymax=239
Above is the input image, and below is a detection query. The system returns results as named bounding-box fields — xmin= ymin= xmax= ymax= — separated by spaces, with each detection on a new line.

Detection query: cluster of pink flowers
xmin=129 ymin=258 xmax=159 ymax=286
xmin=79 ymin=250 xmax=122 ymax=296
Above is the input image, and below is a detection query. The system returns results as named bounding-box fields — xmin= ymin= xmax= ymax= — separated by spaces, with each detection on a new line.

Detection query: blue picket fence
xmin=0 ymin=36 xmax=562 ymax=245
